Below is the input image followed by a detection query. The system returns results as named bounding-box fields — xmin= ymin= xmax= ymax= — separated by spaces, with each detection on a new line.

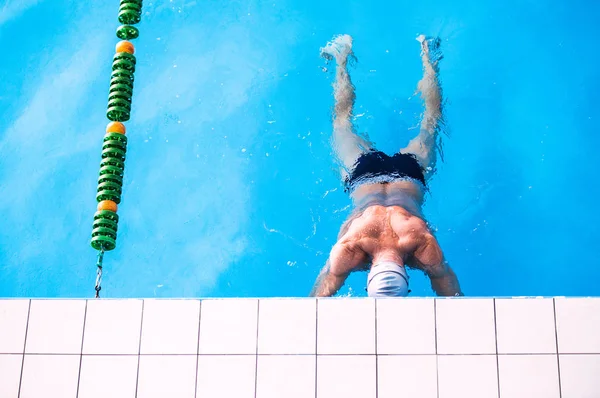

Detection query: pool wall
xmin=0 ymin=297 xmax=599 ymax=397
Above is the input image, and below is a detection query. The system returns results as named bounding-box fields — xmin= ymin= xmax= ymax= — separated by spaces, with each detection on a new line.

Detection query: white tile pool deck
xmin=0 ymin=297 xmax=599 ymax=398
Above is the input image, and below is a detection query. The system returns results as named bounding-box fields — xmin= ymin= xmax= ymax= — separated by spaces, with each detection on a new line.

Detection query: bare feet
xmin=321 ymin=34 xmax=354 ymax=64
xmin=417 ymin=34 xmax=443 ymax=69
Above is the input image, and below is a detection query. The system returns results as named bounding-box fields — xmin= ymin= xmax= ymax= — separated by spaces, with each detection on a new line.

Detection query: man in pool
xmin=310 ymin=34 xmax=463 ymax=297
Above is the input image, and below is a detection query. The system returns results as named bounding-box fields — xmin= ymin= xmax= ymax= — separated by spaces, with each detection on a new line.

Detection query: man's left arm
xmin=412 ymin=233 xmax=464 ymax=296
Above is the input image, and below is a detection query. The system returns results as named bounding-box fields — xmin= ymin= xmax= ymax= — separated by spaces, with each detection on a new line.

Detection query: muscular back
xmin=334 ymin=204 xmax=443 ymax=276
xmin=313 ymin=182 xmax=462 ymax=297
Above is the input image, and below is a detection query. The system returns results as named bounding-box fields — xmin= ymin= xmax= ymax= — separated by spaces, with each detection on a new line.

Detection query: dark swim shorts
xmin=343 ymin=150 xmax=426 ymax=193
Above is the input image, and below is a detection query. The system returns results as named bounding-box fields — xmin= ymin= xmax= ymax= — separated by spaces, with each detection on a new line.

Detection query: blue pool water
xmin=0 ymin=0 xmax=599 ymax=298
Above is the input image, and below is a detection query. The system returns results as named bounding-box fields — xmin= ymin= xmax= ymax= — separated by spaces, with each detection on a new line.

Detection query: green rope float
xmin=90 ymin=0 xmax=143 ymax=297
xmin=116 ymin=25 xmax=139 ymax=40
xmin=96 ymin=133 xmax=127 ymax=204
xmin=119 ymin=0 xmax=143 ymax=25
xmin=91 ymin=210 xmax=120 ymax=251
xmin=107 ymin=52 xmax=136 ymax=122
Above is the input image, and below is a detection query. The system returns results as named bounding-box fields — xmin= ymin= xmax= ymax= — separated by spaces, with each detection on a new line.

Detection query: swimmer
xmin=310 ymin=34 xmax=463 ymax=297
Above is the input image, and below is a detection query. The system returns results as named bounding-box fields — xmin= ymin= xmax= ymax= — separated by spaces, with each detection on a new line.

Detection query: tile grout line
xmin=75 ymin=300 xmax=88 ymax=398
xmin=315 ymin=299 xmax=318 ymax=398
xmin=17 ymin=299 xmax=31 ymax=398
xmin=434 ymin=299 xmax=440 ymax=398
xmin=134 ymin=300 xmax=145 ymax=398
xmin=374 ymin=299 xmax=378 ymax=398
xmin=553 ymin=298 xmax=563 ymax=398
xmin=254 ymin=299 xmax=260 ymax=398
xmin=194 ymin=300 xmax=202 ymax=398
xmin=493 ymin=298 xmax=500 ymax=398
xmin=6 ymin=351 xmax=584 ymax=356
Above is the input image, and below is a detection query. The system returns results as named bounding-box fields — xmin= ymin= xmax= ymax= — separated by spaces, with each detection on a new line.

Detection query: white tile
xmin=378 ymin=355 xmax=437 ymax=398
xmin=317 ymin=298 xmax=375 ymax=354
xmin=25 ymin=300 xmax=86 ymax=354
xmin=555 ymin=298 xmax=600 ymax=353
xmin=137 ymin=355 xmax=197 ymax=398
xmin=20 ymin=355 xmax=80 ymax=398
xmin=438 ymin=355 xmax=498 ymax=398
xmin=436 ymin=298 xmax=496 ymax=354
xmin=495 ymin=298 xmax=556 ymax=354
xmin=198 ymin=299 xmax=258 ymax=354
xmin=0 ymin=300 xmax=29 ymax=353
xmin=256 ymin=355 xmax=315 ymax=398
xmin=317 ymin=355 xmax=376 ymax=398
xmin=197 ymin=355 xmax=256 ymax=398
xmin=258 ymin=299 xmax=316 ymax=354
xmin=498 ymin=355 xmax=559 ymax=398
xmin=83 ymin=299 xmax=142 ymax=354
xmin=0 ymin=355 xmax=22 ymax=398
xmin=377 ymin=298 xmax=435 ymax=354
xmin=140 ymin=300 xmax=200 ymax=354
xmin=559 ymin=354 xmax=600 ymax=398
xmin=78 ymin=355 xmax=138 ymax=398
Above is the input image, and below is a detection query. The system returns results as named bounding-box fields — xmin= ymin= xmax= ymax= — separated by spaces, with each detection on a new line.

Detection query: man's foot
xmin=416 ymin=34 xmax=443 ymax=66
xmin=321 ymin=34 xmax=353 ymax=64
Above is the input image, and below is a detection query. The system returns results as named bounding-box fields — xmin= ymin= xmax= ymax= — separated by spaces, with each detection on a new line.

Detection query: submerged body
xmin=311 ymin=34 xmax=462 ymax=297
xmin=335 ymin=181 xmax=460 ymax=297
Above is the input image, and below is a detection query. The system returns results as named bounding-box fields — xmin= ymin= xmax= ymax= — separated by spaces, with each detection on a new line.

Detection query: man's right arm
xmin=309 ymin=260 xmax=346 ymax=297
xmin=309 ymin=242 xmax=368 ymax=297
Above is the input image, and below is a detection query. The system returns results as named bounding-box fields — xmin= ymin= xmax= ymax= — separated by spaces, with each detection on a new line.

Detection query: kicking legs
xmin=401 ymin=35 xmax=445 ymax=179
xmin=321 ymin=34 xmax=372 ymax=177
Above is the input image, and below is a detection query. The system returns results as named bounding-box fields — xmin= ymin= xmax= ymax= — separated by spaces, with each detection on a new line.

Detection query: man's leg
xmin=401 ymin=35 xmax=444 ymax=179
xmin=321 ymin=34 xmax=372 ymax=177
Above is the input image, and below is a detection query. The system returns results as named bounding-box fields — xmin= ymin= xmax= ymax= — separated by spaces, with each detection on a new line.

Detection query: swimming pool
xmin=0 ymin=0 xmax=598 ymax=298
